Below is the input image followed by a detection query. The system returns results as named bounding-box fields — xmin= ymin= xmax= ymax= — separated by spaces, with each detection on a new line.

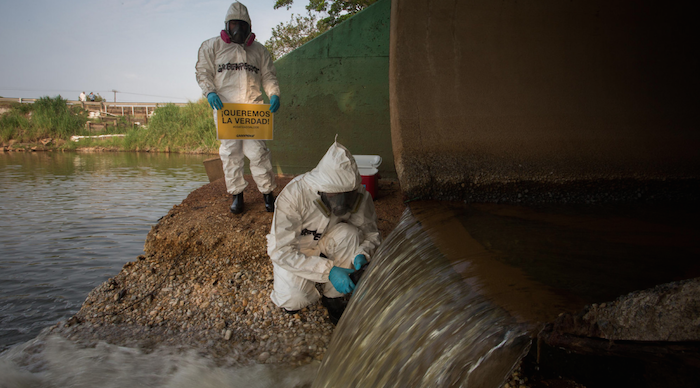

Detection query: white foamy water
xmin=0 ymin=332 xmax=318 ymax=388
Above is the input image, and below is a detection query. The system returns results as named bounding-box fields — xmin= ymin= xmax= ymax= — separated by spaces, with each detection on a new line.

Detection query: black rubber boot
xmin=230 ymin=193 xmax=244 ymax=214
xmin=322 ymin=295 xmax=348 ymax=325
xmin=263 ymin=192 xmax=275 ymax=212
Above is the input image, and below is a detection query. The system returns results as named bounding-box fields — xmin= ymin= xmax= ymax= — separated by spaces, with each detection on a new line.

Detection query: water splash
xmin=313 ymin=207 xmax=533 ymax=388
xmin=0 ymin=331 xmax=318 ymax=388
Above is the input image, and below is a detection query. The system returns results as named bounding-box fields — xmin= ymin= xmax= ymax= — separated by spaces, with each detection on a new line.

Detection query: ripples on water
xmin=0 ymin=152 xmax=210 ymax=351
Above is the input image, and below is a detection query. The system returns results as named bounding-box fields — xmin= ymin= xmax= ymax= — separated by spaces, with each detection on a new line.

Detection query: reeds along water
xmin=313 ymin=206 xmax=537 ymax=388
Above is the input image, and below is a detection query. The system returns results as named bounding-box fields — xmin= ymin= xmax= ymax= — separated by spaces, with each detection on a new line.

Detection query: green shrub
xmin=143 ymin=100 xmax=218 ymax=152
xmin=31 ymin=96 xmax=87 ymax=140
xmin=8 ymin=102 xmax=33 ymax=115
xmin=0 ymin=103 xmax=33 ymax=142
xmin=0 ymin=111 xmax=29 ymax=142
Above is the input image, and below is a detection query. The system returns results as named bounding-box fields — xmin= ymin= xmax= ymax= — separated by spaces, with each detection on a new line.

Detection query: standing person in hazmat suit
xmin=267 ymin=140 xmax=382 ymax=324
xmin=195 ymin=1 xmax=280 ymax=214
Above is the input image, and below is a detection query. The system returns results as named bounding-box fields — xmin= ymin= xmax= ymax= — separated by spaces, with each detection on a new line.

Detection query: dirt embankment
xmin=51 ymin=176 xmax=406 ymax=366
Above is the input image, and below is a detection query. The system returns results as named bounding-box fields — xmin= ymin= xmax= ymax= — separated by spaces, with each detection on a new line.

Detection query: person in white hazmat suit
xmin=267 ymin=140 xmax=382 ymax=323
xmin=195 ymin=1 xmax=280 ymax=214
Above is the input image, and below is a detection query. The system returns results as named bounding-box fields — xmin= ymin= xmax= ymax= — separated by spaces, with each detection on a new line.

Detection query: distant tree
xmin=265 ymin=0 xmax=378 ymax=60
xmin=265 ymin=12 xmax=327 ymax=60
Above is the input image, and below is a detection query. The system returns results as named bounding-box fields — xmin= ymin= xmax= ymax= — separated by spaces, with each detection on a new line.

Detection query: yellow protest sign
xmin=216 ymin=103 xmax=274 ymax=140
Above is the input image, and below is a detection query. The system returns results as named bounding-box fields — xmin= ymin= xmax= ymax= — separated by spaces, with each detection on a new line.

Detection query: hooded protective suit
xmin=195 ymin=1 xmax=280 ymax=195
xmin=267 ymin=141 xmax=382 ymax=311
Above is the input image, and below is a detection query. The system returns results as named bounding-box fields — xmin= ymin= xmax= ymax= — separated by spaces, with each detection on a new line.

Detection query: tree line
xmin=264 ymin=0 xmax=378 ymax=60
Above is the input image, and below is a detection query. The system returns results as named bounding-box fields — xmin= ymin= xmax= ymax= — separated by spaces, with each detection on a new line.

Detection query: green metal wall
xmin=267 ymin=0 xmax=393 ymax=177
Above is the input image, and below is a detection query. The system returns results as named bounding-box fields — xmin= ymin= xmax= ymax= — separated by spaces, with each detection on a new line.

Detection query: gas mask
xmin=320 ymin=191 xmax=361 ymax=217
xmin=227 ymin=20 xmax=251 ymax=44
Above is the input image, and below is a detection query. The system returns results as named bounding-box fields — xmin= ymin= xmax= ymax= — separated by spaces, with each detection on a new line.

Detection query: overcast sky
xmin=0 ymin=0 xmax=308 ymax=103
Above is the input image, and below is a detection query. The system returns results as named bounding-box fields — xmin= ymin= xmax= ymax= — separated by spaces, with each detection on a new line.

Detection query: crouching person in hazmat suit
xmin=195 ymin=1 xmax=280 ymax=214
xmin=267 ymin=140 xmax=382 ymax=324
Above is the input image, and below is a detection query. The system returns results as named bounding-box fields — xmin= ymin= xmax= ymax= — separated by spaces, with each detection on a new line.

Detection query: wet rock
xmin=257 ymin=351 xmax=270 ymax=363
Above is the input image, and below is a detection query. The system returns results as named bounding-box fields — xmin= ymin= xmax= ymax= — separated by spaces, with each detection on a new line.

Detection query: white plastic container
xmin=353 ymin=155 xmax=382 ymax=199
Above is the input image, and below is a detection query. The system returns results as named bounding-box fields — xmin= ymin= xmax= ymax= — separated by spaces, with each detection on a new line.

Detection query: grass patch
xmin=31 ymin=96 xmax=87 ymax=139
xmin=1 ymin=96 xmax=89 ymax=143
xmin=2 ymin=97 xmax=220 ymax=154
xmin=111 ymin=99 xmax=218 ymax=153
xmin=0 ymin=107 xmax=32 ymax=142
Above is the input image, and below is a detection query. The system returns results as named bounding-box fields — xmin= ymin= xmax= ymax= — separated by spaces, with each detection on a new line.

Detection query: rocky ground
xmin=49 ymin=176 xmax=407 ymax=368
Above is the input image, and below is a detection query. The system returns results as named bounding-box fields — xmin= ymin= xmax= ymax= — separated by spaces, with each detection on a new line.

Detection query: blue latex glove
xmin=353 ymin=254 xmax=368 ymax=270
xmin=329 ymin=266 xmax=355 ymax=294
xmin=207 ymin=93 xmax=223 ymax=110
xmin=269 ymin=95 xmax=280 ymax=113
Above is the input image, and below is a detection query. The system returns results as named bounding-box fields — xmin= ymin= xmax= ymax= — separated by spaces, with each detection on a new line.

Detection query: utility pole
xmin=111 ymin=90 xmax=118 ymax=102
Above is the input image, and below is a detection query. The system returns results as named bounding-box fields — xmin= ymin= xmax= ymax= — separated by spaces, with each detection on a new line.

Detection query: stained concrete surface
xmin=390 ymin=0 xmax=699 ymax=202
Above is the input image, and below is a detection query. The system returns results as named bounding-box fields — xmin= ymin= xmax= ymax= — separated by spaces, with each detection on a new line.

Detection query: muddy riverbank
xmin=48 ymin=176 xmax=406 ymax=367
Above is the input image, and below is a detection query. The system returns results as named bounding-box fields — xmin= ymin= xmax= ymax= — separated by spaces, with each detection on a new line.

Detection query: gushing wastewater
xmin=314 ymin=206 xmax=535 ymax=388
xmin=314 ymin=200 xmax=699 ymax=387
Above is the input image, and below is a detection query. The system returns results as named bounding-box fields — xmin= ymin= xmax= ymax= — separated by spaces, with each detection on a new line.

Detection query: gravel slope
xmin=51 ymin=176 xmax=406 ymax=367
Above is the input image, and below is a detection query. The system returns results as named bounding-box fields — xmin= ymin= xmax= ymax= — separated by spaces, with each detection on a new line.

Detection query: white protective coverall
xmin=267 ymin=142 xmax=382 ymax=311
xmin=195 ymin=2 xmax=280 ymax=195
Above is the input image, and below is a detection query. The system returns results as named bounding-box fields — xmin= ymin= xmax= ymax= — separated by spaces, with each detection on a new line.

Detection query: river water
xmin=0 ymin=151 xmax=320 ymax=388
xmin=0 ymin=151 xmax=210 ymax=351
